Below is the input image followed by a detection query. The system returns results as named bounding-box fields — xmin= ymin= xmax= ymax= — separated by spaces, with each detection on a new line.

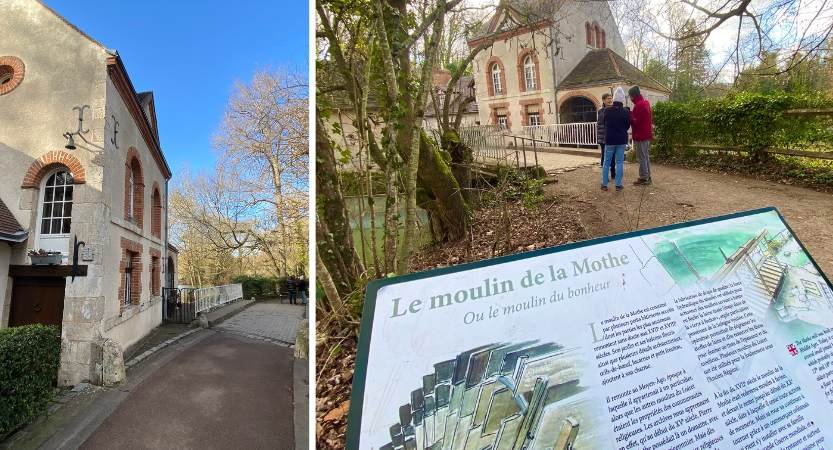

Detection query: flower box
xmin=29 ymin=254 xmax=62 ymax=265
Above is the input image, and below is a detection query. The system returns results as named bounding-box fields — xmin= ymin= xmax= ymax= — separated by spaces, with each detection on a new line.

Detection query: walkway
xmin=550 ymin=162 xmax=833 ymax=276
xmin=217 ymin=302 xmax=304 ymax=344
xmin=8 ymin=301 xmax=307 ymax=450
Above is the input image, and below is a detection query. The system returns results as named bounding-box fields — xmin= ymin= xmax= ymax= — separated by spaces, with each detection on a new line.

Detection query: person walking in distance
xmin=629 ymin=86 xmax=654 ymax=185
xmin=601 ymin=87 xmax=630 ymax=191
xmin=287 ymin=275 xmax=297 ymax=305
xmin=597 ymin=93 xmax=615 ymax=181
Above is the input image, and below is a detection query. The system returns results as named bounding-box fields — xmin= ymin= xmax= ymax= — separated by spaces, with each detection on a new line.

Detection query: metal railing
xmin=524 ymin=122 xmax=598 ymax=146
xmin=194 ymin=283 xmax=244 ymax=314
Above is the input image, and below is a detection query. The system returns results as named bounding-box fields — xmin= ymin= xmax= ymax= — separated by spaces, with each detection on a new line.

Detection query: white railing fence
xmin=524 ymin=123 xmax=598 ymax=146
xmin=458 ymin=125 xmax=511 ymax=162
xmin=194 ymin=283 xmax=244 ymax=314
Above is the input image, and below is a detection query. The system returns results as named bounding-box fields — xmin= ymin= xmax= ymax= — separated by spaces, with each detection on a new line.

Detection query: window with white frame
xmin=40 ymin=171 xmax=73 ymax=235
xmin=497 ymin=115 xmax=508 ymax=129
xmin=491 ymin=64 xmax=502 ymax=94
xmin=526 ymin=104 xmax=541 ymax=126
xmin=128 ymin=167 xmax=136 ymax=220
xmin=524 ymin=55 xmax=536 ymax=90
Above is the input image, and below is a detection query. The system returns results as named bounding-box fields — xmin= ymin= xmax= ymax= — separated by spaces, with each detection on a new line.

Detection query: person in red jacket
xmin=628 ymin=86 xmax=653 ymax=185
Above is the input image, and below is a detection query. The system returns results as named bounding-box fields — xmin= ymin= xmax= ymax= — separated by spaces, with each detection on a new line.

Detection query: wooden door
xmin=9 ymin=277 xmax=66 ymax=328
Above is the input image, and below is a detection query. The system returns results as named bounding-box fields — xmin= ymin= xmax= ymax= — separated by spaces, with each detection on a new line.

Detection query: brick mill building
xmin=0 ymin=0 xmax=176 ymax=386
xmin=468 ymin=0 xmax=670 ymax=132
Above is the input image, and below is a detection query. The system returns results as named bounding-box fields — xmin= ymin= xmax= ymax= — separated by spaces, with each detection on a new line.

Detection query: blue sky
xmin=47 ymin=0 xmax=309 ymax=175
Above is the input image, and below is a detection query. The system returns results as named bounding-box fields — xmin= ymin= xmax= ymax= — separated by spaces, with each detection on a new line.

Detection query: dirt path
xmin=548 ymin=162 xmax=833 ymax=277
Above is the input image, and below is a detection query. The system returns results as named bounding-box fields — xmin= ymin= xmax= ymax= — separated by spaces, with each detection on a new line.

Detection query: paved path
xmin=78 ymin=302 xmax=305 ymax=450
xmin=217 ymin=302 xmax=304 ymax=344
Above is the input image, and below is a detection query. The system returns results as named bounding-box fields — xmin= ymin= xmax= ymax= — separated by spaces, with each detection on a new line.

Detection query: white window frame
xmin=524 ymin=56 xmax=536 ymax=90
xmin=35 ymin=169 xmax=73 ymax=260
xmin=528 ymin=113 xmax=541 ymax=126
xmin=497 ymin=115 xmax=508 ymax=129
xmin=491 ymin=64 xmax=502 ymax=94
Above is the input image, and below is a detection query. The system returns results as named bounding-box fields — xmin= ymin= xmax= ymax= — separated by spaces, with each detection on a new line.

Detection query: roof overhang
xmin=467 ymin=19 xmax=552 ymax=49
xmin=107 ymin=55 xmax=172 ymax=180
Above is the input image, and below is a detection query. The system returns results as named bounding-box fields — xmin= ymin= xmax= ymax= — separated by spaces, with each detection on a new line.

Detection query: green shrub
xmin=231 ymin=275 xmax=279 ymax=299
xmin=653 ymin=92 xmax=833 ymax=158
xmin=0 ymin=324 xmax=61 ymax=438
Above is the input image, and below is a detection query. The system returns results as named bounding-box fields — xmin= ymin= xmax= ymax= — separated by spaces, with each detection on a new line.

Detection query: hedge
xmin=653 ymin=92 xmax=833 ymax=159
xmin=0 ymin=324 xmax=61 ymax=438
xmin=232 ymin=275 xmax=283 ymax=298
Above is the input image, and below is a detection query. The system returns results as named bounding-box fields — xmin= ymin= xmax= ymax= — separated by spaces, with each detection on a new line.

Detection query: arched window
xmin=39 ymin=170 xmax=73 ymax=236
xmin=601 ymin=30 xmax=606 ymax=48
xmin=151 ymin=187 xmax=162 ymax=238
xmin=491 ymin=63 xmax=502 ymax=94
xmin=128 ymin=165 xmax=136 ymax=218
xmin=595 ymin=25 xmax=602 ymax=49
xmin=523 ymin=55 xmax=536 ymax=90
xmin=586 ymin=23 xmax=592 ymax=46
xmin=124 ymin=151 xmax=144 ymax=228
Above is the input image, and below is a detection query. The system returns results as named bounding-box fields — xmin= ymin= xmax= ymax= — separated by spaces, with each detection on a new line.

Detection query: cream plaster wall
xmin=472 ymin=1 xmax=627 ymax=132
xmin=1 ymin=0 xmax=167 ymax=385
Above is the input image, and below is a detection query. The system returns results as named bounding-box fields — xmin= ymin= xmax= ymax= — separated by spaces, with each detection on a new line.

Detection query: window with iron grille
xmin=124 ymin=252 xmax=135 ymax=306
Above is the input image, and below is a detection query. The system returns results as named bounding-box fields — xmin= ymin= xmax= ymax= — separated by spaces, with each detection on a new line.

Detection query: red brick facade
xmin=151 ymin=182 xmax=161 ymax=238
xmin=118 ymin=238 xmax=143 ymax=307
xmin=485 ymin=57 xmax=507 ymax=97
xmin=489 ymin=102 xmax=511 ymax=128
xmin=519 ymin=98 xmax=545 ymax=126
xmin=516 ymin=49 xmax=541 ymax=93
xmin=124 ymin=147 xmax=144 ymax=229
xmin=21 ymin=151 xmax=86 ymax=188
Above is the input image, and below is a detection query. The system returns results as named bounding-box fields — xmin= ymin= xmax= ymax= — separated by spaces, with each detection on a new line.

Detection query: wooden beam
xmin=9 ymin=265 xmax=88 ymax=278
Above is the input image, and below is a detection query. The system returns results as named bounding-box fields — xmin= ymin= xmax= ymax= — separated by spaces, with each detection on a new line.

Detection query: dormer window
xmin=491 ymin=64 xmax=503 ymax=94
xmin=587 ymin=23 xmax=605 ymax=49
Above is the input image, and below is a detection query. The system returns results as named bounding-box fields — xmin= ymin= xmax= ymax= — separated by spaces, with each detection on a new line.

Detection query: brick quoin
xmin=150 ymin=247 xmax=161 ymax=296
xmin=151 ymin=182 xmax=161 ymax=238
xmin=124 ymin=147 xmax=144 ymax=229
xmin=21 ymin=151 xmax=86 ymax=188
xmin=118 ymin=237 xmax=143 ymax=307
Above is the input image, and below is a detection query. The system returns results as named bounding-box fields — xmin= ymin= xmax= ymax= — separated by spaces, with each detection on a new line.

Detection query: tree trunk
xmin=416 ymin=130 xmax=469 ymax=241
xmin=316 ymin=114 xmax=365 ymax=297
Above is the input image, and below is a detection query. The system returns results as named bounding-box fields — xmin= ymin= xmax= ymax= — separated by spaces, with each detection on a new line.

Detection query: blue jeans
xmin=603 ymin=144 xmax=625 ymax=187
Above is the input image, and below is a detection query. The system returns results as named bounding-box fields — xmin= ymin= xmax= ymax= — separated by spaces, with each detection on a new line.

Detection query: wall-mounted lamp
xmin=63 ymin=105 xmax=90 ymax=150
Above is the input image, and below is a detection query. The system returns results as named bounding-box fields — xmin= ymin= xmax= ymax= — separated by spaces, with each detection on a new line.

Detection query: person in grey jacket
xmin=597 ymin=93 xmax=615 ymax=180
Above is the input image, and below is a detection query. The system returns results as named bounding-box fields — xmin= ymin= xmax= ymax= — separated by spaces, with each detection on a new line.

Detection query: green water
xmin=650 ymin=211 xmax=806 ymax=285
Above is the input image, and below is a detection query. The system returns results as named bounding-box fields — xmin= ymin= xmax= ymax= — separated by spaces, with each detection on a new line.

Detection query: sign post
xmin=347 ymin=207 xmax=833 ymax=449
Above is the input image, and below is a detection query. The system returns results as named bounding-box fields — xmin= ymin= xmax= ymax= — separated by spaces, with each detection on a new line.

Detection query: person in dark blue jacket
xmin=602 ymin=87 xmax=631 ymax=191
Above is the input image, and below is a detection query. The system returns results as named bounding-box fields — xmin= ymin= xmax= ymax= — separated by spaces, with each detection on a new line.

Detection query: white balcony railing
xmin=194 ymin=283 xmax=244 ymax=314
xmin=524 ymin=122 xmax=598 ymax=146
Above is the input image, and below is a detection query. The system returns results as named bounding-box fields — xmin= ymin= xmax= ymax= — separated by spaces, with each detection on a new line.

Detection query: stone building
xmin=468 ymin=0 xmax=670 ymax=132
xmin=0 ymin=0 xmax=174 ymax=386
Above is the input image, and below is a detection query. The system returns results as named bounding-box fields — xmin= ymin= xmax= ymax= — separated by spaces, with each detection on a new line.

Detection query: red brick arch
xmin=558 ymin=91 xmax=600 ymax=109
xmin=21 ymin=151 xmax=86 ymax=188
xmin=517 ymin=49 xmax=541 ymax=93
xmin=0 ymin=56 xmax=25 ymax=96
xmin=151 ymin=181 xmax=162 ymax=238
xmin=125 ymin=147 xmax=145 ymax=229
